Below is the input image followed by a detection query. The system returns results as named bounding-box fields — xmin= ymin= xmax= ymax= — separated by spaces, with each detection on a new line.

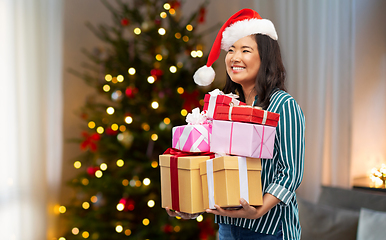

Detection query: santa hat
xmin=193 ymin=8 xmax=278 ymax=86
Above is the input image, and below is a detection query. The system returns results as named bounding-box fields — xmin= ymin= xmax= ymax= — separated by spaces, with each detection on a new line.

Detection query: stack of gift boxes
xmin=159 ymin=89 xmax=280 ymax=214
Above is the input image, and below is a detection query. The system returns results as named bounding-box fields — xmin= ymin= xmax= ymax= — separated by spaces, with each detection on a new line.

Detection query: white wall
xmin=351 ymin=0 xmax=386 ymax=179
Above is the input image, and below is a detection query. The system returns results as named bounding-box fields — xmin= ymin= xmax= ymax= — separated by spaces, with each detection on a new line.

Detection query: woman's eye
xmin=228 ymin=49 xmax=234 ymax=53
xmin=243 ymin=50 xmax=251 ymax=53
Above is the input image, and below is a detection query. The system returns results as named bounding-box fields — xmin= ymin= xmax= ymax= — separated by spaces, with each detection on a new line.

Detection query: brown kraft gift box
xmin=200 ymin=156 xmax=263 ymax=209
xmin=159 ymin=154 xmax=211 ymax=214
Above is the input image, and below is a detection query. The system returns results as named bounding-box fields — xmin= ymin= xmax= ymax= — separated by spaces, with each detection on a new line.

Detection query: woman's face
xmin=225 ymin=35 xmax=261 ymax=89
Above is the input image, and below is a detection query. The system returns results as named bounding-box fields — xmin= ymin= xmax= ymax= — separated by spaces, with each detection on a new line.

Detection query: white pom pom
xmin=193 ymin=65 xmax=215 ymax=86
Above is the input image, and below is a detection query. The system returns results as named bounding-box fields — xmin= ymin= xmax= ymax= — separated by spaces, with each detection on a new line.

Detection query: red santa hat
xmin=193 ymin=8 xmax=278 ymax=86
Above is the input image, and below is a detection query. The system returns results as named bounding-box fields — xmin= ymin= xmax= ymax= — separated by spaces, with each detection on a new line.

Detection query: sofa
xmin=298 ymin=185 xmax=386 ymax=240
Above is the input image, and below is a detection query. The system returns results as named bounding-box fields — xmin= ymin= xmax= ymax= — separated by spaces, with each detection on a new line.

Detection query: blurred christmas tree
xmin=59 ymin=0 xmax=218 ymax=239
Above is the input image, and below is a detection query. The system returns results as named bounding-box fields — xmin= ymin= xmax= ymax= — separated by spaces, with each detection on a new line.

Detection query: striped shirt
xmin=215 ymin=90 xmax=305 ymax=240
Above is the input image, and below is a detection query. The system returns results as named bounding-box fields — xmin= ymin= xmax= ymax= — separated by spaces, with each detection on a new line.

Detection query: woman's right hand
xmin=165 ymin=207 xmax=202 ymax=220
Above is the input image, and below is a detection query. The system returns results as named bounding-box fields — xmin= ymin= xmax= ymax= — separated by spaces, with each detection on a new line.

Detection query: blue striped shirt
xmin=215 ymin=90 xmax=305 ymax=240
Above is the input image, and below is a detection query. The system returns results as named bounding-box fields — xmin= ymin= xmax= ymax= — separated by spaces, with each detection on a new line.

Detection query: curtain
xmin=253 ymin=0 xmax=354 ymax=201
xmin=0 ymin=0 xmax=63 ymax=239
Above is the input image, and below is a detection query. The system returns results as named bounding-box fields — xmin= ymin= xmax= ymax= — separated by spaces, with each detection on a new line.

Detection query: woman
xmin=167 ymin=9 xmax=305 ymax=240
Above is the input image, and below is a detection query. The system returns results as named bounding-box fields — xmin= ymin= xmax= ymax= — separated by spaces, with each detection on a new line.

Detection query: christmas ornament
xmin=198 ymin=7 xmax=206 ymax=24
xmin=87 ymin=166 xmax=100 ymax=176
xmin=80 ymin=132 xmax=101 ymax=152
xmin=106 ymin=127 xmax=118 ymax=136
xmin=125 ymin=86 xmax=138 ymax=98
xmin=121 ymin=18 xmax=130 ymax=26
xmin=162 ymin=224 xmax=173 ymax=233
xmin=181 ymin=90 xmax=200 ymax=112
xmin=194 ymin=8 xmax=278 ymax=86
xmin=119 ymin=197 xmax=135 ymax=211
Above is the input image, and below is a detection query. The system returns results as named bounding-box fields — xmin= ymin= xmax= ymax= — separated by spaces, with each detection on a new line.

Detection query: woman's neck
xmin=242 ymin=85 xmax=256 ymax=106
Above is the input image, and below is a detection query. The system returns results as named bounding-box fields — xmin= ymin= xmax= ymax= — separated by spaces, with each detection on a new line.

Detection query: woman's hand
xmin=205 ymin=198 xmax=261 ymax=219
xmin=205 ymin=194 xmax=281 ymax=219
xmin=165 ymin=207 xmax=202 ymax=220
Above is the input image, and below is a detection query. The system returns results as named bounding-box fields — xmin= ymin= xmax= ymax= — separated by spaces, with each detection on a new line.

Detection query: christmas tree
xmin=59 ymin=0 xmax=218 ymax=239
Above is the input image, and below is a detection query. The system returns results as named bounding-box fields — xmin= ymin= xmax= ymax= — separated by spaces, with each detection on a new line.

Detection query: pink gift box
xmin=172 ymin=124 xmax=212 ymax=152
xmin=210 ymin=120 xmax=276 ymax=159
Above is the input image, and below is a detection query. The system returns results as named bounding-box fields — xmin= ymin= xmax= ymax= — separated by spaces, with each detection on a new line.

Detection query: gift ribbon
xmin=207 ymin=89 xmax=240 ymax=119
xmin=238 ymin=157 xmax=249 ymax=203
xmin=226 ymin=105 xmax=268 ymax=125
xmin=206 ymin=156 xmax=249 ymax=209
xmin=259 ymin=126 xmax=265 ymax=158
xmin=206 ymin=159 xmax=215 ymax=209
xmin=163 ymin=148 xmax=215 ymax=211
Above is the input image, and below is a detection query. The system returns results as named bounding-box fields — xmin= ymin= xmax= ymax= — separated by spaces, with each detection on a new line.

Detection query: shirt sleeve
xmin=265 ymin=99 xmax=305 ymax=205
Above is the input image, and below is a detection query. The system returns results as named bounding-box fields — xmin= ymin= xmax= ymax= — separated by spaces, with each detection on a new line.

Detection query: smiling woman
xmin=0 ymin=0 xmax=63 ymax=239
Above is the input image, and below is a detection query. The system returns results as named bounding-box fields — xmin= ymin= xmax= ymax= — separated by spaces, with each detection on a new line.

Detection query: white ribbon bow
xmin=185 ymin=107 xmax=208 ymax=125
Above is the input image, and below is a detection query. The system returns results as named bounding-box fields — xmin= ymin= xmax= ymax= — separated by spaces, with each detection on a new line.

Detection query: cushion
xmin=318 ymin=186 xmax=386 ymax=212
xmin=298 ymin=197 xmax=359 ymax=240
xmin=357 ymin=208 xmax=386 ymax=240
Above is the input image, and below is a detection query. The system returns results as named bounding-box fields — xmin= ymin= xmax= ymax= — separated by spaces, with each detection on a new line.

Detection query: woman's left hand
xmin=205 ymin=198 xmax=261 ymax=219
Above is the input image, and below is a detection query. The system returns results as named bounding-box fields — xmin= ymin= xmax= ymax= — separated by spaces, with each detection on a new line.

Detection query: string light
xmin=82 ymin=231 xmax=89 ymax=238
xmin=174 ymin=226 xmax=180 ymax=232
xmin=117 ymin=75 xmax=124 ymax=82
xmin=147 ymin=76 xmax=155 ymax=84
xmin=122 ymin=179 xmax=129 ymax=186
xmin=191 ymin=51 xmax=198 ymax=58
xmin=186 ymin=24 xmax=193 ymax=31
xmin=163 ymin=3 xmax=171 ymax=10
xmin=151 ymin=161 xmax=158 ymax=168
xmin=155 ymin=54 xmax=163 ymax=61
xmin=117 ymin=159 xmax=124 ymax=167
xmin=58 ymin=206 xmax=67 ymax=214
xmin=182 ymin=36 xmax=189 ymax=42
xmin=196 ymin=50 xmax=203 ymax=57
xmin=177 ymin=62 xmax=183 ymax=68
xmin=135 ymin=180 xmax=141 ymax=187
xmin=119 ymin=125 xmax=126 ymax=131
xmin=181 ymin=109 xmax=188 ymax=116
xmin=128 ymin=67 xmax=136 ymax=75
xmin=103 ymin=84 xmax=111 ymax=92
xmin=142 ymin=218 xmax=150 ymax=226
xmin=95 ymin=170 xmax=103 ymax=178
xmin=116 ymin=225 xmax=123 ymax=233
xmin=74 ymin=161 xmax=81 ymax=169
xmin=134 ymin=27 xmax=141 ymax=35
xmin=163 ymin=117 xmax=170 ymax=124
xmin=169 ymin=9 xmax=176 ymax=15
xmin=141 ymin=123 xmax=150 ymax=131
xmin=111 ymin=77 xmax=118 ymax=84
xmin=106 ymin=107 xmax=115 ymax=115
xmin=175 ymin=33 xmax=181 ymax=39
xmin=88 ymin=121 xmax=96 ymax=129
xmin=105 ymin=74 xmax=112 ymax=82
xmin=81 ymin=178 xmax=89 ymax=185
xmin=100 ymin=163 xmax=107 ymax=171
xmin=129 ymin=179 xmax=136 ymax=187
xmin=111 ymin=123 xmax=119 ymax=131
xmin=117 ymin=203 xmax=124 ymax=211
xmin=125 ymin=229 xmax=132 ymax=236
xmin=177 ymin=87 xmax=184 ymax=94
xmin=96 ymin=126 xmax=104 ymax=134
xmin=91 ymin=196 xmax=98 ymax=203
xmin=158 ymin=28 xmax=166 ymax=35
xmin=59 ymin=237 xmax=66 ymax=240
xmin=143 ymin=178 xmax=151 ymax=186
xmin=82 ymin=202 xmax=90 ymax=209
xmin=160 ymin=12 xmax=167 ymax=18
xmin=125 ymin=116 xmax=133 ymax=124
xmin=151 ymin=134 xmax=158 ymax=141
xmin=169 ymin=66 xmax=177 ymax=73
xmin=196 ymin=215 xmax=204 ymax=222
xmin=151 ymin=101 xmax=159 ymax=109
xmin=72 ymin=227 xmax=79 ymax=235
xmin=147 ymin=200 xmax=155 ymax=208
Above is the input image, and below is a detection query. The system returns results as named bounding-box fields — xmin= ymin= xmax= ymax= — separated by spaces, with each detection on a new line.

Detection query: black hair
xmin=223 ymin=34 xmax=286 ymax=110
